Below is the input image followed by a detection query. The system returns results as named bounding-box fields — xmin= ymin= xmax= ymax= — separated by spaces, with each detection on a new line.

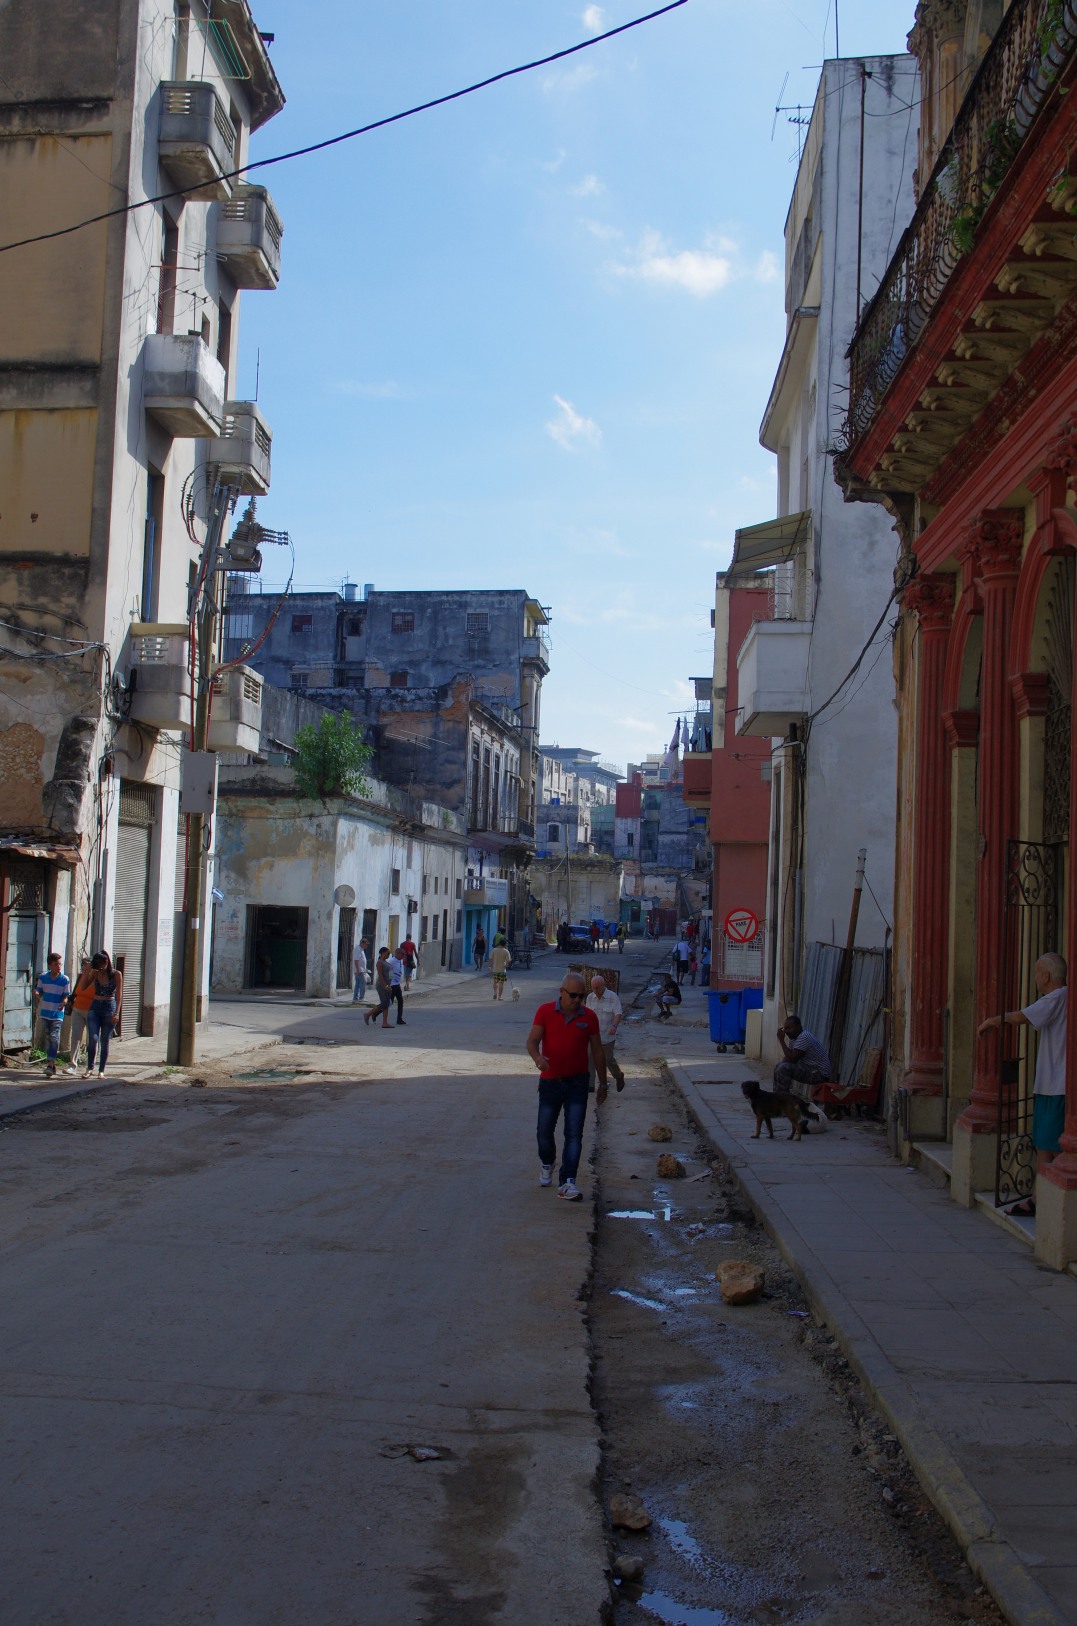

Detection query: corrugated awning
xmin=0 ymin=838 xmax=79 ymax=869
xmin=725 ymin=510 xmax=811 ymax=585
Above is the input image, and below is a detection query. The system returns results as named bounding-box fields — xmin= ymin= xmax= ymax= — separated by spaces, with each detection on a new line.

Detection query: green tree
xmin=292 ymin=711 xmax=372 ymax=799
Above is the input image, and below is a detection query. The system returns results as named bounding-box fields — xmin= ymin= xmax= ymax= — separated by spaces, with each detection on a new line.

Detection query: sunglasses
xmin=561 ymin=989 xmax=583 ymax=999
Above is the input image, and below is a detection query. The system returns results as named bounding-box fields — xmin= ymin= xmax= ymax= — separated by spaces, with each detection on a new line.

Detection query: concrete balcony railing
xmin=735 ymin=618 xmax=812 ymax=737
xmin=216 ymin=185 xmax=283 ymax=289
xmin=143 ymin=333 xmax=226 ymax=437
xmin=465 ymin=878 xmax=509 ymax=908
xmin=127 ymin=623 xmax=192 ymax=733
xmin=207 ymin=401 xmax=272 ymax=495
xmin=158 ymin=80 xmax=237 ymax=199
xmin=522 ymin=630 xmax=550 ymax=672
xmin=208 ymin=666 xmax=263 ymax=754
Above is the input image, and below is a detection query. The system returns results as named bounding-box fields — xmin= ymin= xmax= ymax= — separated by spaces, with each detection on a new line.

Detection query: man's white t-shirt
xmin=387 ymin=955 xmax=404 ymax=987
xmin=1023 ymin=984 xmax=1067 ymax=1096
xmin=586 ymin=988 xmax=622 ymax=1041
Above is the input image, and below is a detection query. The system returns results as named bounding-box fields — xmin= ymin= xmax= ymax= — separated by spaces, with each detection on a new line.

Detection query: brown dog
xmin=741 ymin=1079 xmax=809 ymax=1141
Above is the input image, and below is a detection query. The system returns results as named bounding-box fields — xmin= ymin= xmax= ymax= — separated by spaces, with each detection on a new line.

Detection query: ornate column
xmin=955 ymin=511 xmax=1024 ymax=1155
xmin=902 ymin=573 xmax=956 ymax=1095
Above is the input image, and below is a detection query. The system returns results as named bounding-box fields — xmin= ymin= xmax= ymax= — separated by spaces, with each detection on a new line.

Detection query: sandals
xmin=1005 ymin=1198 xmax=1036 ymax=1218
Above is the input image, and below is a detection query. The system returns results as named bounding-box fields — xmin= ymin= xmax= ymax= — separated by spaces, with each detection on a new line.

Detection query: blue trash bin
xmin=707 ymin=990 xmax=742 ymax=1049
xmin=739 ymin=986 xmax=764 ymax=1023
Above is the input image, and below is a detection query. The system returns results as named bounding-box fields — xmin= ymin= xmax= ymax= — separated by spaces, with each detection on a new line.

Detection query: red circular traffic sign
xmin=724 ymin=907 xmax=760 ymax=943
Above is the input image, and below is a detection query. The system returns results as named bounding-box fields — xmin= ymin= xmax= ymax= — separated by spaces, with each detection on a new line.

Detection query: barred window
xmin=466 ymin=612 xmax=489 ymax=634
xmin=391 ymin=612 xmax=414 ymax=634
xmin=291 ymin=614 xmax=313 ymax=633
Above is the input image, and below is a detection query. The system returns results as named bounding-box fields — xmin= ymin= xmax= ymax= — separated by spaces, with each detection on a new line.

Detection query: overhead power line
xmin=0 ymin=1 xmax=689 ymax=258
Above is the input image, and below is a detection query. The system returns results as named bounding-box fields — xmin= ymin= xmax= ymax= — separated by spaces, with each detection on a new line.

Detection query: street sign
xmin=724 ymin=907 xmax=760 ymax=943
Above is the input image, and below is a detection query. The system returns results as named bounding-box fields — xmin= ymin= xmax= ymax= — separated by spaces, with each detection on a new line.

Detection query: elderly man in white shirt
xmin=586 ymin=973 xmax=626 ymax=1092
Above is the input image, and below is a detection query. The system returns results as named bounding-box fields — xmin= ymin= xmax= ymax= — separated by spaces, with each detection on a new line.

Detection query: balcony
xmin=143 ymin=333 xmax=226 ymax=437
xmin=207 ymin=402 xmax=272 ymax=495
xmin=842 ymin=0 xmax=1077 ymax=490
xmin=208 ymin=666 xmax=262 ymax=754
xmin=216 ymin=185 xmax=283 ymax=289
xmin=735 ymin=619 xmax=811 ymax=737
xmin=522 ymin=628 xmax=550 ymax=673
xmin=158 ymin=80 xmax=237 ymax=200
xmin=127 ymin=624 xmax=191 ymax=733
xmin=465 ymin=878 xmax=508 ymax=908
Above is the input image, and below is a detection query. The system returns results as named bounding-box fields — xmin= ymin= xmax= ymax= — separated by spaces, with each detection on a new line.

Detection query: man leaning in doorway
xmin=978 ymin=951 xmax=1067 ymax=1217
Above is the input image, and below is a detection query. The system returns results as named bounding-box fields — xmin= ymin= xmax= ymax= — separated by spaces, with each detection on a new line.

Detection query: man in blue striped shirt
xmin=34 ymin=953 xmax=71 ymax=1079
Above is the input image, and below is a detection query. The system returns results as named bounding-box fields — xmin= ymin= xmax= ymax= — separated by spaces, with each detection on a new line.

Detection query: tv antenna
xmin=771 ymin=74 xmax=813 ymax=163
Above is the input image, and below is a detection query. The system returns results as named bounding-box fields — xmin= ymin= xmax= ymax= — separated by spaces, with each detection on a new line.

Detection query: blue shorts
xmin=1033 ymin=1094 xmax=1065 ymax=1153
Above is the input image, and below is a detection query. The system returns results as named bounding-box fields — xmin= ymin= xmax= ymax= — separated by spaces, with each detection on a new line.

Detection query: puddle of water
xmin=657 ymin=1515 xmax=706 ymax=1566
xmin=671 ymin=1287 xmax=700 ymax=1297
xmin=610 ymin=1288 xmax=667 ymax=1313
xmin=233 ymin=1068 xmax=302 ymax=1082
xmin=608 ymin=1209 xmax=663 ymax=1221
xmin=636 ymin=1589 xmax=736 ymax=1626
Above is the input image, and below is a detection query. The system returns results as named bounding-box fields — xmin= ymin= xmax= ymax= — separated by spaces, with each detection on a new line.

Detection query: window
xmin=432 ymin=915 xmax=439 ymax=939
xmin=143 ymin=470 xmax=164 ymax=621
xmin=548 ymin=823 xmax=561 ymax=842
xmin=292 ymin=613 xmax=313 ymax=633
xmin=406 ymin=839 xmax=415 ymax=867
xmin=157 ymin=218 xmax=179 ymax=334
xmin=217 ymin=300 xmax=232 ymax=381
xmin=346 ymin=618 xmax=362 ymax=636
xmin=422 ymin=873 xmax=428 ymax=895
xmin=443 ymin=876 xmax=448 ymax=895
xmin=456 ymin=879 xmax=463 ymax=899
xmin=456 ymin=910 xmax=463 ymax=934
xmin=391 ymin=868 xmax=401 ymax=895
xmin=466 ymin=611 xmax=489 ymax=634
xmin=391 ymin=611 xmax=414 ymax=634
xmin=291 ymin=671 xmax=309 ymax=688
xmin=433 ymin=876 xmax=439 ymax=894
xmin=421 ymin=916 xmax=428 ymax=941
xmin=627 ymin=831 xmax=634 ymax=849
xmin=390 ymin=671 xmax=408 ymax=688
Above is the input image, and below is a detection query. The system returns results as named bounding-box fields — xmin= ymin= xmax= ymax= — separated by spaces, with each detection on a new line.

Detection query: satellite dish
xmin=334 ymin=884 xmax=356 ymax=908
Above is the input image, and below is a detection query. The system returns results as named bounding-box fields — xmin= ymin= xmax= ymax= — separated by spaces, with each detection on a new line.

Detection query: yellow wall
xmin=0 ymin=408 xmax=97 ymax=555
xmin=0 ymin=137 xmax=110 ymax=362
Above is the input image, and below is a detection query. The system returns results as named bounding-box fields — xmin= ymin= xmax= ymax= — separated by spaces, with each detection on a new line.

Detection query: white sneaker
xmin=558 ymin=1178 xmax=582 ymax=1202
xmin=539 ymin=1164 xmax=554 ymax=1187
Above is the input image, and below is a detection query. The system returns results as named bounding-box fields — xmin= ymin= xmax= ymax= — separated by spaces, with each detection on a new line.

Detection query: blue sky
xmin=240 ymin=0 xmax=918 ymax=770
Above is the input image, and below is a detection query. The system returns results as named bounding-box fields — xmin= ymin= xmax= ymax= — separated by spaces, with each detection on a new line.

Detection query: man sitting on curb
xmin=978 ymin=951 xmax=1067 ymax=1217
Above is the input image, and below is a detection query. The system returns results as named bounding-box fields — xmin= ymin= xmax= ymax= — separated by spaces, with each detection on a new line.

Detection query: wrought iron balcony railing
xmin=844 ymin=0 xmax=1077 ymax=451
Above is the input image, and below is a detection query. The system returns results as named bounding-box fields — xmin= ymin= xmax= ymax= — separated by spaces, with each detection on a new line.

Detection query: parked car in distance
xmin=558 ymin=922 xmax=596 ymax=952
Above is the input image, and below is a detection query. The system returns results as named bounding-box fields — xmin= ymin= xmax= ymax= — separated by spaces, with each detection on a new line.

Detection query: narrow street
xmin=0 ymin=948 xmax=1007 ymax=1624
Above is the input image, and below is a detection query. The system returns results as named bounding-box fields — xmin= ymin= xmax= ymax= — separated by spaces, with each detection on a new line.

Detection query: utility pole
xmin=177 ymin=480 xmax=236 ymax=1067
xmin=828 ymin=847 xmax=867 ymax=1080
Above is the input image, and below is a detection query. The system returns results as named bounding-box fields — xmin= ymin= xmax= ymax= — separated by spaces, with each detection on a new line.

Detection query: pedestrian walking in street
xmin=689 ymin=949 xmax=699 ymax=986
xmin=589 ymin=921 xmax=601 ymax=954
xmin=489 ymin=940 xmax=512 ymax=1000
xmin=365 ymin=948 xmax=393 ymax=1028
xmin=473 ymin=926 xmax=487 ymax=973
xmin=386 ymin=949 xmax=405 ymax=1024
xmin=352 ymin=937 xmax=369 ymax=1005
xmin=673 ymin=936 xmax=691 ymax=984
xmin=33 ymin=952 xmax=71 ymax=1079
xmin=615 ymin=922 xmax=626 ymax=954
xmin=526 ymin=972 xmax=607 ymax=1201
xmin=83 ymin=951 xmax=122 ymax=1078
xmin=586 ymin=972 xmax=625 ymax=1091
xmin=65 ymin=957 xmax=95 ymax=1073
xmin=400 ymin=932 xmax=419 ymax=992
xmin=701 ymin=941 xmax=711 ymax=984
xmin=774 ymin=1016 xmax=831 ymax=1099
xmin=978 ymin=951 xmax=1068 ymax=1213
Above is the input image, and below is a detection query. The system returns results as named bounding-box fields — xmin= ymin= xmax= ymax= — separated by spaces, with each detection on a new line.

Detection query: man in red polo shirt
xmin=525 ymin=971 xmax=607 ymax=1202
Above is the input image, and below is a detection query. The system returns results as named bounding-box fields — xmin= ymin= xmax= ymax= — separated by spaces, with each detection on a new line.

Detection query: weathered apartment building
xmin=0 ymin=0 xmax=284 ymax=1048
xmin=537 ymin=747 xmax=620 ymax=856
xmin=224 ymin=585 xmax=551 ymax=949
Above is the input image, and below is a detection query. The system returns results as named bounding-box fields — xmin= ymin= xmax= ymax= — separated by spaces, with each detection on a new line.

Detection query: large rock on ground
xmin=609 ymin=1492 xmax=652 ymax=1530
xmin=656 ymin=1153 xmax=686 ymax=1178
xmin=715 ymin=1260 xmax=765 ymax=1305
xmin=647 ymin=1124 xmax=673 ymax=1142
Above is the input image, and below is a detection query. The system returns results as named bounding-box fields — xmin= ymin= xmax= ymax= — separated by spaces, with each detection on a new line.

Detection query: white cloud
xmin=614 ymin=230 xmax=735 ymax=297
xmin=582 ymin=4 xmax=605 ymax=30
xmin=755 ymin=249 xmax=780 ymax=284
xmin=546 ymin=394 xmax=602 ymax=452
xmin=571 ymin=173 xmax=603 ymax=198
xmin=539 ymin=148 xmax=568 ymax=173
xmin=542 ymin=61 xmax=598 ymax=95
xmin=584 ymin=218 xmax=622 ymax=242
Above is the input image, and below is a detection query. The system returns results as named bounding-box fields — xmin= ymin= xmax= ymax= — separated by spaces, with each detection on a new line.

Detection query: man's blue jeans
xmin=537 ymin=1074 xmax=590 ymax=1182
xmin=37 ymin=1015 xmax=63 ymax=1064
xmin=352 ymin=972 xmax=366 ymax=1003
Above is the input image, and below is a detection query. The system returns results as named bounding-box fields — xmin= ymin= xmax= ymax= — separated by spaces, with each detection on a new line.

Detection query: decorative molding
xmin=966 ymin=508 xmax=1025 ymax=579
xmin=1010 ymin=671 xmax=1051 ymax=718
xmin=944 ymin=708 xmax=980 ymax=747
xmin=903 ymin=572 xmax=956 ymax=631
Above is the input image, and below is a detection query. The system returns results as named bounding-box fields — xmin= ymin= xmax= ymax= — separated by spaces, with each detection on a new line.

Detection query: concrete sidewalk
xmin=669 ymin=1052 xmax=1077 ymax=1626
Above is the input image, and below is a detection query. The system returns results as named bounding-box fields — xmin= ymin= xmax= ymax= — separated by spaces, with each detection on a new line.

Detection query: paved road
xmin=0 ymin=964 xmax=623 ymax=1626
